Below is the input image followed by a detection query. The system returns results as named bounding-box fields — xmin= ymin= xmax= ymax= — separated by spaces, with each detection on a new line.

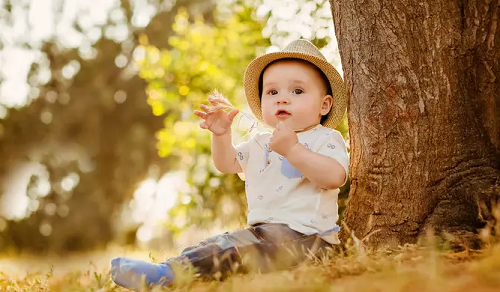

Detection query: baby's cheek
xmin=262 ymin=112 xmax=275 ymax=126
xmin=261 ymin=105 xmax=274 ymax=121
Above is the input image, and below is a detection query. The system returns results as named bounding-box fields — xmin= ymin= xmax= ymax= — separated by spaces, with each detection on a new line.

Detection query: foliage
xmin=0 ymin=0 xmax=215 ymax=252
xmin=138 ymin=2 xmax=270 ymax=230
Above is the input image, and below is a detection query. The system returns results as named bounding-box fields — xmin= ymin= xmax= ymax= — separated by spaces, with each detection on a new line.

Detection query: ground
xmin=1 ymin=241 xmax=500 ymax=292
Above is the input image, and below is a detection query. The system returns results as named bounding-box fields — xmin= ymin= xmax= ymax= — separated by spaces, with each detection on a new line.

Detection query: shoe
xmin=110 ymin=257 xmax=175 ymax=291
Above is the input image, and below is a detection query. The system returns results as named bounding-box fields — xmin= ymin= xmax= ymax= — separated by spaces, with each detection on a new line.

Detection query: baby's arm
xmin=194 ymin=95 xmax=242 ymax=174
xmin=269 ymin=122 xmax=348 ymax=189
xmin=211 ymin=132 xmax=242 ymax=174
xmin=285 ymin=145 xmax=345 ymax=189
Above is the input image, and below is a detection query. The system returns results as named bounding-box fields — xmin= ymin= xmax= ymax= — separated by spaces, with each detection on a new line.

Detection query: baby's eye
xmin=292 ymin=89 xmax=304 ymax=94
xmin=268 ymin=89 xmax=278 ymax=95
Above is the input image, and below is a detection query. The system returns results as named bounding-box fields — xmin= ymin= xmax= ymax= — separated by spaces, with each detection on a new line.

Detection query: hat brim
xmin=244 ymin=51 xmax=348 ymax=129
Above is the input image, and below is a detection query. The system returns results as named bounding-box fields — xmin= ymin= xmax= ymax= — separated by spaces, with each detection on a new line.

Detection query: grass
xmin=1 ymin=240 xmax=500 ymax=292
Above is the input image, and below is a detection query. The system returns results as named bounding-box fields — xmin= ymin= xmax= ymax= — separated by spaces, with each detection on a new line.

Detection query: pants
xmin=166 ymin=223 xmax=334 ymax=279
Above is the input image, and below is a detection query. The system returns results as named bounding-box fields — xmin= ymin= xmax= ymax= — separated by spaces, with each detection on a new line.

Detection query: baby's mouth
xmin=275 ymin=109 xmax=291 ymax=119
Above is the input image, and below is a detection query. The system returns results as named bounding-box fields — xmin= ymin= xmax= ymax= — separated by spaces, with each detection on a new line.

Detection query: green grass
xmin=1 ymin=242 xmax=500 ymax=292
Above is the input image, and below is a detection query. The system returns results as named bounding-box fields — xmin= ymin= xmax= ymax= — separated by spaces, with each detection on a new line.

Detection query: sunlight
xmin=0 ymin=162 xmax=49 ymax=219
xmin=60 ymin=173 xmax=80 ymax=192
xmin=0 ymin=0 xmax=342 ymax=110
xmin=0 ymin=48 xmax=36 ymax=107
xmin=0 ymin=0 xmax=158 ymax=108
xmin=129 ymin=171 xmax=188 ymax=242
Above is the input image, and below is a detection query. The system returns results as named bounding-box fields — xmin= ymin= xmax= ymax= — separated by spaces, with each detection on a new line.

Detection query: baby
xmin=110 ymin=39 xmax=349 ymax=290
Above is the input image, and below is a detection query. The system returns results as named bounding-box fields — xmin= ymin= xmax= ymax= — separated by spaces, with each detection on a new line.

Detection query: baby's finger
xmin=207 ymin=95 xmax=220 ymax=107
xmin=199 ymin=104 xmax=210 ymax=113
xmin=227 ymin=109 xmax=239 ymax=122
xmin=199 ymin=120 xmax=208 ymax=129
xmin=194 ymin=110 xmax=207 ymax=119
xmin=272 ymin=126 xmax=280 ymax=135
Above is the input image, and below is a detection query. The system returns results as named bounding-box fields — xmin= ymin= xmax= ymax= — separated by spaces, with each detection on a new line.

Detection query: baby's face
xmin=261 ymin=59 xmax=332 ymax=131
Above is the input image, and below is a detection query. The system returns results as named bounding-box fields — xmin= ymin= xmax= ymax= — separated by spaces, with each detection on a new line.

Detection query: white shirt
xmin=234 ymin=124 xmax=349 ymax=244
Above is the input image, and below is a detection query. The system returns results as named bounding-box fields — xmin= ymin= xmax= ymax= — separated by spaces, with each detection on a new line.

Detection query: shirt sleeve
xmin=316 ymin=130 xmax=349 ymax=186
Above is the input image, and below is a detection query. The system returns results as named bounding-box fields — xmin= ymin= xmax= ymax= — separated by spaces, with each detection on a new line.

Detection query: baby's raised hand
xmin=194 ymin=95 xmax=239 ymax=136
xmin=269 ymin=122 xmax=299 ymax=157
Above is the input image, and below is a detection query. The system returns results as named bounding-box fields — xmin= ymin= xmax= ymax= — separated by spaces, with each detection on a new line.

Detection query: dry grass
xmin=1 ymin=241 xmax=500 ymax=292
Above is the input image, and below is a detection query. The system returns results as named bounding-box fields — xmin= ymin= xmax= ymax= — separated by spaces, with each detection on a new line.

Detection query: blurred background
xmin=0 ymin=0 xmax=348 ymax=257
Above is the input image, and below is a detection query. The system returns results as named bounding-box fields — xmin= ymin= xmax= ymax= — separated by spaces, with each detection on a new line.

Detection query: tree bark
xmin=330 ymin=0 xmax=500 ymax=248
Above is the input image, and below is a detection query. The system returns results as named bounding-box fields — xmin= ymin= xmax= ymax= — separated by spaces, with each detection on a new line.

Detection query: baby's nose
xmin=276 ymin=97 xmax=290 ymax=104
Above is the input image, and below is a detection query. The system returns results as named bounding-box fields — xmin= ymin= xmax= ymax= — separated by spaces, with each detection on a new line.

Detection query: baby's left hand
xmin=269 ymin=122 xmax=299 ymax=157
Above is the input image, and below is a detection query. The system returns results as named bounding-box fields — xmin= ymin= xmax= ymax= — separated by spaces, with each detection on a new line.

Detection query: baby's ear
xmin=320 ymin=95 xmax=333 ymax=116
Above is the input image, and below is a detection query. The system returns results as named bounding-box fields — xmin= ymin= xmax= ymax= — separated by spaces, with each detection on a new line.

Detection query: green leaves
xmin=139 ymin=6 xmax=268 ymax=161
xmin=138 ymin=3 xmax=269 ymax=230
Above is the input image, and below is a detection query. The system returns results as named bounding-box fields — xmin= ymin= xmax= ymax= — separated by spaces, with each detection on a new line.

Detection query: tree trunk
xmin=329 ymin=0 xmax=500 ymax=249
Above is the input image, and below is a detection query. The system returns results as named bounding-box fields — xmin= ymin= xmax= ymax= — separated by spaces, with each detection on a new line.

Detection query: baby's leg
xmin=168 ymin=228 xmax=265 ymax=278
xmin=109 ymin=226 xmax=327 ymax=290
xmin=170 ymin=225 xmax=333 ymax=276
xmin=109 ymin=235 xmax=226 ymax=290
xmin=251 ymin=223 xmax=334 ymax=271
xmin=109 ymin=228 xmax=262 ymax=290
xmin=110 ymin=257 xmax=174 ymax=291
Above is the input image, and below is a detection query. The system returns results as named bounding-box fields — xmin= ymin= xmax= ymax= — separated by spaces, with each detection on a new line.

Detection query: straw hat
xmin=243 ymin=39 xmax=347 ymax=129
